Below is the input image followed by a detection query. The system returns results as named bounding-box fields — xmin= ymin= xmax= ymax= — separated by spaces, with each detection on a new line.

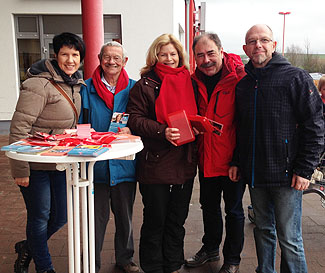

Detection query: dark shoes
xmin=218 ymin=264 xmax=240 ymax=273
xmin=185 ymin=247 xmax=220 ymax=267
xmin=14 ymin=240 xmax=32 ymax=273
xmin=37 ymin=270 xmax=56 ymax=273
xmin=118 ymin=261 xmax=141 ymax=273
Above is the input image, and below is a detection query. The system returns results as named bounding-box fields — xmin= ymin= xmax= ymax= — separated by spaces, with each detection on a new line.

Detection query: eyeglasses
xmin=102 ymin=55 xmax=123 ymax=62
xmin=246 ymin=38 xmax=273 ymax=46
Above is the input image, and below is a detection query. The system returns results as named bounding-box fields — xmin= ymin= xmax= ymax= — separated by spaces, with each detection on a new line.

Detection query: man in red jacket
xmin=185 ymin=33 xmax=246 ymax=273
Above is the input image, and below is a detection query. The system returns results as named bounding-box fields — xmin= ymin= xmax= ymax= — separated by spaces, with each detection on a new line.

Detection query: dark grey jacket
xmin=234 ymin=53 xmax=324 ymax=187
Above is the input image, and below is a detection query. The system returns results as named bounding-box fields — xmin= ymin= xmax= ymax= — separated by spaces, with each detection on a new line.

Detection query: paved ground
xmin=1 ymin=134 xmax=325 ymax=273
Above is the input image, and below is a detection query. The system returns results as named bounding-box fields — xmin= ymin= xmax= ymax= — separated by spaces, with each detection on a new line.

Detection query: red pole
xmin=81 ymin=0 xmax=104 ymax=79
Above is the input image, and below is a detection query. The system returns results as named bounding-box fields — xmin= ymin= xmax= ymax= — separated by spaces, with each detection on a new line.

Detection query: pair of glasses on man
xmin=102 ymin=55 xmax=123 ymax=62
xmin=246 ymin=38 xmax=273 ymax=46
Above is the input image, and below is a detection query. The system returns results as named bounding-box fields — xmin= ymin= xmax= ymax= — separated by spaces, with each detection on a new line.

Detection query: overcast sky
xmin=195 ymin=0 xmax=325 ymax=55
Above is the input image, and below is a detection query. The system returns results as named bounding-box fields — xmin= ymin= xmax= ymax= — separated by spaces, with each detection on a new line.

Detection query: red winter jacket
xmin=192 ymin=52 xmax=245 ymax=177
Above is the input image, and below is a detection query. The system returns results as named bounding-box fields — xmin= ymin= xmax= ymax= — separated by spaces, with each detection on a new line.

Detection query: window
xmin=15 ymin=14 xmax=122 ymax=83
xmin=18 ymin=39 xmax=41 ymax=81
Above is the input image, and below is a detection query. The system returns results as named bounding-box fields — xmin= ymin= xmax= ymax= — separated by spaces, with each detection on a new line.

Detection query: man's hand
xmin=229 ymin=166 xmax=240 ymax=182
xmin=165 ymin=127 xmax=180 ymax=146
xmin=291 ymin=173 xmax=310 ymax=191
xmin=192 ymin=127 xmax=204 ymax=135
xmin=15 ymin=177 xmax=29 ymax=187
xmin=118 ymin=126 xmax=131 ymax=135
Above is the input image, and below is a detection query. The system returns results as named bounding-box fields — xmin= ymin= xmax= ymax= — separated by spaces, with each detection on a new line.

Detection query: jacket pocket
xmin=145 ymin=150 xmax=161 ymax=162
xmin=213 ymin=90 xmax=235 ymax=119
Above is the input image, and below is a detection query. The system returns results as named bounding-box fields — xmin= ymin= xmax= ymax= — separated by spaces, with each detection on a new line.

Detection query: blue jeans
xmin=199 ymin=174 xmax=245 ymax=265
xmin=20 ymin=170 xmax=67 ymax=272
xmin=249 ymin=186 xmax=307 ymax=273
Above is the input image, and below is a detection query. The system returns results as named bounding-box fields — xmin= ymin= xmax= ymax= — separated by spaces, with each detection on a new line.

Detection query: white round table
xmin=6 ymin=141 xmax=143 ymax=273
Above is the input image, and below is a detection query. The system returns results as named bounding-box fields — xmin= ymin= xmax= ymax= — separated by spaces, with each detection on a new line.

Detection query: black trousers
xmin=200 ymin=173 xmax=245 ymax=265
xmin=139 ymin=179 xmax=194 ymax=273
xmin=94 ymin=182 xmax=136 ymax=272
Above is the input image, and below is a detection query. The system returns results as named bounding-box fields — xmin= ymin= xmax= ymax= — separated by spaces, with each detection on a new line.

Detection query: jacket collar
xmin=245 ymin=52 xmax=291 ymax=79
xmin=142 ymin=69 xmax=162 ymax=84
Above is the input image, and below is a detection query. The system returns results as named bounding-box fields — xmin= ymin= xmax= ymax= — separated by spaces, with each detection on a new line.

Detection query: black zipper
xmin=285 ymin=138 xmax=289 ymax=177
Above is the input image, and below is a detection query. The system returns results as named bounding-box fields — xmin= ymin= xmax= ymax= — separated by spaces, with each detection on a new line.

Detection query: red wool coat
xmin=192 ymin=52 xmax=246 ymax=177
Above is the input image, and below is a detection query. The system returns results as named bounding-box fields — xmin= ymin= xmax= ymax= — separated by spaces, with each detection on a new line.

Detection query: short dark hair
xmin=192 ymin=32 xmax=222 ymax=53
xmin=53 ymin=32 xmax=86 ymax=62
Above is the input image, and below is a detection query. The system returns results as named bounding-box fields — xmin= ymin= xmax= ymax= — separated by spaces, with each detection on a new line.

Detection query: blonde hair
xmin=140 ymin=33 xmax=189 ymax=77
xmin=318 ymin=75 xmax=325 ymax=92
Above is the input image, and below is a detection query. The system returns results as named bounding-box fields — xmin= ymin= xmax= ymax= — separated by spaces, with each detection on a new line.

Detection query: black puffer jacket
xmin=234 ymin=53 xmax=324 ymax=187
xmin=126 ymin=70 xmax=197 ymax=185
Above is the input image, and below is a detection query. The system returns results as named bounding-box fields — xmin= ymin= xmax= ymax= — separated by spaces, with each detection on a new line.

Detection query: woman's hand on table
xmin=15 ymin=177 xmax=29 ymax=187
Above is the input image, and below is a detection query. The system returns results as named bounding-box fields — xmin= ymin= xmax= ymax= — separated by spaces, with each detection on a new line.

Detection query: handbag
xmin=49 ymin=79 xmax=78 ymax=120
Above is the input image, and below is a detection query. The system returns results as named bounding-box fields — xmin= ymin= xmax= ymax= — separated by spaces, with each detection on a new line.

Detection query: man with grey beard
xmin=184 ymin=33 xmax=246 ymax=273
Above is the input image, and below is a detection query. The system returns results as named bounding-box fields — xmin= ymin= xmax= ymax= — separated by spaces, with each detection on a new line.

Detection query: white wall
xmin=0 ymin=12 xmax=17 ymax=120
xmin=0 ymin=0 xmax=82 ymax=121
xmin=105 ymin=0 xmax=175 ymax=80
xmin=173 ymin=0 xmax=186 ymax=48
xmin=0 ymin=0 xmax=183 ymax=121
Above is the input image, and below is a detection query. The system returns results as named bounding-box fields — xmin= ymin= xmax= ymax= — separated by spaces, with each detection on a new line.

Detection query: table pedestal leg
xmin=80 ymin=162 xmax=89 ymax=273
xmin=72 ymin=163 xmax=81 ymax=273
xmin=88 ymin=162 xmax=96 ymax=273
xmin=66 ymin=162 xmax=96 ymax=273
xmin=66 ymin=165 xmax=74 ymax=273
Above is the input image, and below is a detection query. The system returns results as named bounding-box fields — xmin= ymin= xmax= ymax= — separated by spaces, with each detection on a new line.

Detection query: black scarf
xmin=196 ymin=68 xmax=223 ymax=102
xmin=51 ymin=60 xmax=81 ymax=86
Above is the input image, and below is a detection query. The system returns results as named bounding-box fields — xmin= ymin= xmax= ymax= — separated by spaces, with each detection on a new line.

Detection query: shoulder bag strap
xmin=49 ymin=79 xmax=78 ymax=120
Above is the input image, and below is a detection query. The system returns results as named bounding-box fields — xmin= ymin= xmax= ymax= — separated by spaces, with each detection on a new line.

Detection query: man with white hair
xmin=79 ymin=41 xmax=139 ymax=273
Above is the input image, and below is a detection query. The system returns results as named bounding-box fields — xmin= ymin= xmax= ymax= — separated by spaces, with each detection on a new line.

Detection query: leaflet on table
xmin=15 ymin=145 xmax=52 ymax=154
xmin=32 ymin=131 xmax=75 ymax=141
xmin=109 ymin=112 xmax=129 ymax=133
xmin=22 ymin=138 xmax=59 ymax=147
xmin=90 ymin=132 xmax=117 ymax=145
xmin=0 ymin=130 xmax=124 ymax=153
xmin=40 ymin=146 xmax=74 ymax=156
xmin=1 ymin=141 xmax=27 ymax=151
xmin=110 ymin=134 xmax=141 ymax=144
xmin=67 ymin=145 xmax=109 ymax=157
xmin=77 ymin=124 xmax=91 ymax=139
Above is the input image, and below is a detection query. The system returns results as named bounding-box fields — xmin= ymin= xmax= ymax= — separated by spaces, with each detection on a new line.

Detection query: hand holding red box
xmin=188 ymin=115 xmax=223 ymax=136
xmin=167 ymin=111 xmax=224 ymax=146
xmin=167 ymin=110 xmax=195 ymax=146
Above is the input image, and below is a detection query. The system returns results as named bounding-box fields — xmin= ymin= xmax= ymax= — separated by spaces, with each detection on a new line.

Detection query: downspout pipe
xmin=185 ymin=0 xmax=190 ymax=54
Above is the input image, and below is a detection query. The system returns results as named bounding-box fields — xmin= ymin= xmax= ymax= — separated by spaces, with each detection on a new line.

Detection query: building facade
xmin=0 ymin=0 xmax=202 ymax=127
